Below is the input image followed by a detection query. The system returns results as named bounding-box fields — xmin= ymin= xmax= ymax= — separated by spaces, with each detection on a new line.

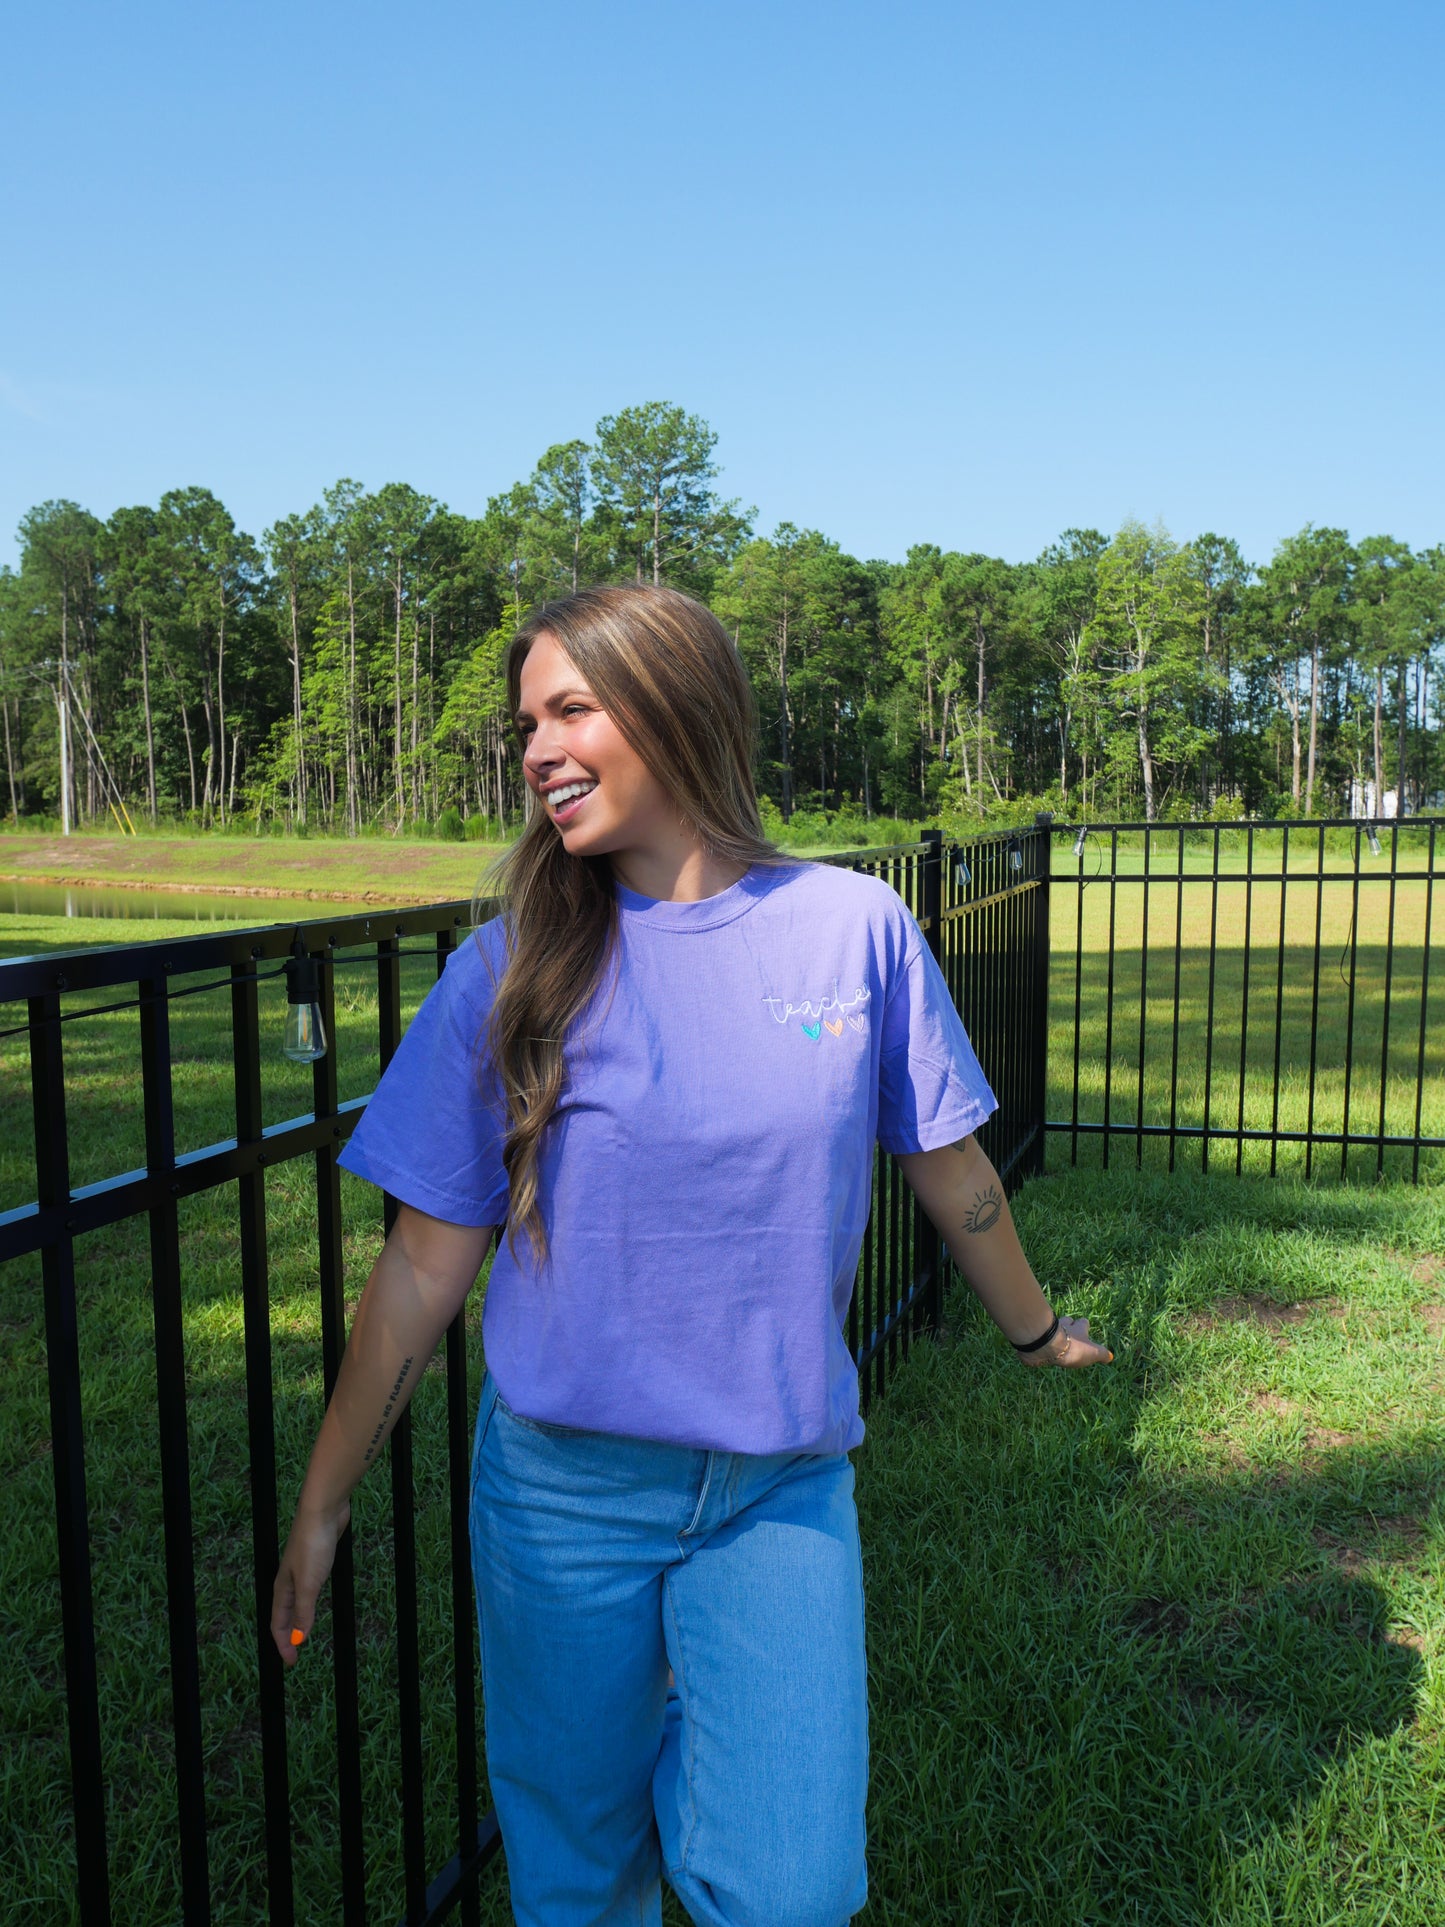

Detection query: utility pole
xmin=57 ymin=681 xmax=71 ymax=835
xmin=30 ymin=661 xmax=74 ymax=835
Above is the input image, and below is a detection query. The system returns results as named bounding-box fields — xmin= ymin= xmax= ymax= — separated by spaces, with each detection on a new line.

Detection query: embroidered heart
xmin=824 ymin=1018 xmax=844 ymax=1037
xmin=847 ymin=1014 xmax=866 ymax=1032
xmin=802 ymin=1021 xmax=822 ymax=1039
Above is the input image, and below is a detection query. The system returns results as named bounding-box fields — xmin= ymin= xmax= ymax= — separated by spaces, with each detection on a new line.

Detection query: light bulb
xmin=1008 ymin=838 xmax=1024 ymax=872
xmin=955 ymin=857 xmax=972 ymax=888
xmin=283 ymin=1000 xmax=327 ymax=1063
xmin=283 ymin=954 xmax=328 ymax=1063
xmin=1073 ymin=826 xmax=1088 ymax=857
xmin=1366 ymin=823 xmax=1382 ymax=858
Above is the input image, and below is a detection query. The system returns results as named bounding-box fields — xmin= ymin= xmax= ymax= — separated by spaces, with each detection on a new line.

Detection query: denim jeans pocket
xmin=469 ymin=1371 xmax=503 ymax=1510
xmin=492 ymin=1387 xmax=586 ymax=1441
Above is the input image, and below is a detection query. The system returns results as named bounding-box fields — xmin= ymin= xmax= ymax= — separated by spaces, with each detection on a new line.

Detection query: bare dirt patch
xmin=1371 ymin=1515 xmax=1427 ymax=1552
xmin=1419 ymin=1303 xmax=1445 ymax=1337
xmin=1314 ymin=1513 xmax=1432 ymax=1572
xmin=1411 ymin=1254 xmax=1444 ymax=1289
xmin=1189 ymin=1294 xmax=1339 ymax=1336
xmin=1208 ymin=1404 xmax=1360 ymax=1478
xmin=1251 ymin=1391 xmax=1300 ymax=1417
xmin=1313 ymin=1527 xmax=1368 ymax=1577
xmin=1386 ymin=1627 xmax=1427 ymax=1652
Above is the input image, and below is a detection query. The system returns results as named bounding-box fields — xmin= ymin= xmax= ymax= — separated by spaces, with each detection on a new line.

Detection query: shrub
xmin=781 ymin=808 xmax=830 ymax=845
xmin=1208 ymin=793 xmax=1247 ymax=822
xmin=753 ymin=799 xmax=941 ymax=851
xmin=757 ymin=796 xmax=787 ymax=841
xmin=827 ymin=814 xmax=871 ymax=849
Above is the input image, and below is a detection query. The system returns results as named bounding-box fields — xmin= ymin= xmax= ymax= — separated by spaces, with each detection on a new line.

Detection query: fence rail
xmin=824 ymin=828 xmax=1049 ymax=1405
xmin=1047 ymin=816 xmax=1443 ymax=1181
xmin=0 ymin=832 xmax=1047 ymax=1925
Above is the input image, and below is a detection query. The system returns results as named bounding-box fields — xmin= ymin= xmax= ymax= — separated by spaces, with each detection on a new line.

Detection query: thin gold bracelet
xmin=1012 ymin=1312 xmax=1060 ymax=1355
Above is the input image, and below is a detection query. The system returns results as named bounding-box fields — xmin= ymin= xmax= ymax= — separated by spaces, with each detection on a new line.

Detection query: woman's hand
xmin=271 ymin=1496 xmax=351 ymax=1667
xmin=897 ymin=1140 xmax=1114 ymax=1373
xmin=1018 ymin=1313 xmax=1113 ymax=1369
xmin=266 ymin=1206 xmax=493 ymax=1672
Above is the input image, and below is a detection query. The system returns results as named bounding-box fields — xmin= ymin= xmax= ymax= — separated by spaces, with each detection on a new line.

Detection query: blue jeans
xmin=469 ymin=1373 xmax=869 ymax=1927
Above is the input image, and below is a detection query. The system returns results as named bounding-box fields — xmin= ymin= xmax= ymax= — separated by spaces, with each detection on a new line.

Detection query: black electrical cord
xmin=0 ymin=946 xmax=455 ymax=1043
xmin=1068 ymin=829 xmax=1104 ymax=894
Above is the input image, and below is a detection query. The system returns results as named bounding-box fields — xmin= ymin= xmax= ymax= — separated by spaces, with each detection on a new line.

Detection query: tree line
xmin=1 ymin=400 xmax=1440 ymax=837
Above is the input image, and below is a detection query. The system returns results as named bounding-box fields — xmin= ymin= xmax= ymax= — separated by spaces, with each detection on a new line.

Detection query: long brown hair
xmin=486 ymin=584 xmax=779 ymax=1262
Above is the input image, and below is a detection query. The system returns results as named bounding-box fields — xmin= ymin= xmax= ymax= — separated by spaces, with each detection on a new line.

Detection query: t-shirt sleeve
xmin=876 ymin=936 xmax=998 ymax=1155
xmin=338 ymin=939 xmax=510 ymax=1227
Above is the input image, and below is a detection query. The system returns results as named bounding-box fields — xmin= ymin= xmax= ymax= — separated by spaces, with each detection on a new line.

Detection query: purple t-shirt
xmin=339 ymin=860 xmax=996 ymax=1454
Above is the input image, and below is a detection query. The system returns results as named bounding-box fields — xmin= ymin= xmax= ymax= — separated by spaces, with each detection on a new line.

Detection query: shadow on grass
xmin=856 ymin=1166 xmax=1442 ymax=1925
xmin=4 ymin=1132 xmax=1441 ymax=1921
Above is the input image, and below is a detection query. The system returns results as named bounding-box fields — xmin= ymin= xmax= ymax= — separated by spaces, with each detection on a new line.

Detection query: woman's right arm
xmin=270 ymin=1204 xmax=496 ymax=1667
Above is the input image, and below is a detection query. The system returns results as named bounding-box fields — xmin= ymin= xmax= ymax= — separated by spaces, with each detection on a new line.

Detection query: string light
xmin=282 ymin=952 xmax=327 ymax=1063
xmin=275 ymin=942 xmax=453 ymax=1062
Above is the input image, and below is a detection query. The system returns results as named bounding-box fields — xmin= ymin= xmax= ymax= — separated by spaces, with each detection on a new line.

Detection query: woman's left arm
xmin=896 ymin=1135 xmax=1112 ymax=1369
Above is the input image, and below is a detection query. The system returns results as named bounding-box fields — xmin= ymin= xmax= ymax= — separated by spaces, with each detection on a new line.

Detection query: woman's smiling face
xmin=516 ymin=631 xmax=677 ymax=865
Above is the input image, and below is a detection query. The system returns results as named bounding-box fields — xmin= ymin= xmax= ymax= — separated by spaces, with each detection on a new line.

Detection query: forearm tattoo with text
xmin=363 ymin=1355 xmax=415 ymax=1463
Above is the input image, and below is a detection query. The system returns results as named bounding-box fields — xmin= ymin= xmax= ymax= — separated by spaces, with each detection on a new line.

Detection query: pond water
xmin=0 ymin=879 xmax=357 ymax=924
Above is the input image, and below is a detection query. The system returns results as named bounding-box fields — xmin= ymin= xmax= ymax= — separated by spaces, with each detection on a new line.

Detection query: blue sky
xmin=3 ymin=0 xmax=1442 ymax=570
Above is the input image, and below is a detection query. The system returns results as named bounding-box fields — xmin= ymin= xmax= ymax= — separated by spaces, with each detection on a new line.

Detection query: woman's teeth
xmin=548 ymin=780 xmax=597 ymax=809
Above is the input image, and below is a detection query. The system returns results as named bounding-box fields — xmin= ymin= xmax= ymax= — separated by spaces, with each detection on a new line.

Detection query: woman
xmin=271 ymin=584 xmax=1110 ymax=1927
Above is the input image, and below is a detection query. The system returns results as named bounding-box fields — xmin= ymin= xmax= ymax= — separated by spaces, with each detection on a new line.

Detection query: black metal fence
xmin=1047 ymin=817 xmax=1444 ymax=1181
xmin=826 ymin=827 xmax=1049 ymax=1406
xmin=0 ymin=830 xmax=1048 ymax=1926
xmin=2 ymin=904 xmax=494 ymax=1927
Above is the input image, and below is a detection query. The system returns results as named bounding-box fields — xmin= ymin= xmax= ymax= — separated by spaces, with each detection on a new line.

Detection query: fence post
xmin=1031 ymin=813 xmax=1053 ymax=1179
xmin=30 ymin=990 xmax=112 ymax=1926
xmin=916 ymin=829 xmax=944 ymax=1335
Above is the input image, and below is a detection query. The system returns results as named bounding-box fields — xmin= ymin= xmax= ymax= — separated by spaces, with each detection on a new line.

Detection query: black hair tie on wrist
xmin=1012 ymin=1313 xmax=1061 ymax=1354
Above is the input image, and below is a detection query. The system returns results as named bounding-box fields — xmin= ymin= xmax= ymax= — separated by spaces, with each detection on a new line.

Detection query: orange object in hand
xmin=290 ymin=1628 xmax=306 ymax=1648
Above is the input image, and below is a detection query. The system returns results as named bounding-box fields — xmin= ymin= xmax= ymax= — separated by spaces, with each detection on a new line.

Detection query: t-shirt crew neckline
xmin=611 ymin=862 xmax=783 ymax=932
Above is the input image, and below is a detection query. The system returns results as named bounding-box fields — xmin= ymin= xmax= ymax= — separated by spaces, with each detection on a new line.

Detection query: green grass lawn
xmin=3 ymin=859 xmax=1443 ymax=1922
xmin=857 ymin=1165 xmax=1444 ymax=1926
xmin=1046 ymin=834 xmax=1442 ymax=1184
xmin=3 ymin=1161 xmax=1441 ymax=1924
xmin=0 ymin=829 xmax=503 ymax=903
xmin=0 ymin=820 xmax=928 ymax=906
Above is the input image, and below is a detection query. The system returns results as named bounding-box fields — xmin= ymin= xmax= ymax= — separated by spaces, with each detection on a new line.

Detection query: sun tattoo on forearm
xmin=960 ymin=1183 xmax=1003 ymax=1235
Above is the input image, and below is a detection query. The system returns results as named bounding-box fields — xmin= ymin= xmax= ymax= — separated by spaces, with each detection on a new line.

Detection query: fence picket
xmin=1042 ymin=816 xmax=1443 ymax=1177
